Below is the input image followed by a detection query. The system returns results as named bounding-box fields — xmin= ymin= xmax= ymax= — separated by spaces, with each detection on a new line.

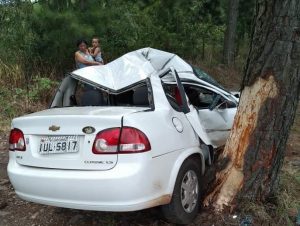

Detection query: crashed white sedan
xmin=8 ymin=48 xmax=238 ymax=224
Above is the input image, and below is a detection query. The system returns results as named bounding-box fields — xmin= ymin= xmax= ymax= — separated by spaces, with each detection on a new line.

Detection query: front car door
xmin=184 ymin=83 xmax=237 ymax=148
xmin=160 ymin=69 xmax=214 ymax=147
xmin=160 ymin=68 xmax=237 ymax=148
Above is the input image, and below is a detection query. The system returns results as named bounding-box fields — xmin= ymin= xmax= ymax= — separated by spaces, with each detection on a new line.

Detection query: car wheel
xmin=161 ymin=158 xmax=201 ymax=225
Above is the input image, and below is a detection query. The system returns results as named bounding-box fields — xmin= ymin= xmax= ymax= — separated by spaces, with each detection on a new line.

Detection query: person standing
xmin=75 ymin=39 xmax=101 ymax=69
xmin=89 ymin=37 xmax=104 ymax=64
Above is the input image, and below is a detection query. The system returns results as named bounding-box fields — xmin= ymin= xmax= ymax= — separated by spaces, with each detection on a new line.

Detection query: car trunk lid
xmin=12 ymin=107 xmax=147 ymax=170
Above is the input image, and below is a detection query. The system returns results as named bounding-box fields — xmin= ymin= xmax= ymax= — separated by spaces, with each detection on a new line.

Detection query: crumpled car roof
xmin=72 ymin=47 xmax=194 ymax=91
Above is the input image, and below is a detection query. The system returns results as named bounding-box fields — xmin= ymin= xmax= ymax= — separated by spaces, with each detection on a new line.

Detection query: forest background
xmin=0 ymin=1 xmax=299 ymax=225
xmin=0 ymin=0 xmax=255 ymax=124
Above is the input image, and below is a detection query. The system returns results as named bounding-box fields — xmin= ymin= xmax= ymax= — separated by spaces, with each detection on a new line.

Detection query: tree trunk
xmin=205 ymin=0 xmax=300 ymax=210
xmin=202 ymin=37 xmax=205 ymax=59
xmin=79 ymin=0 xmax=85 ymax=11
xmin=223 ymin=0 xmax=239 ymax=65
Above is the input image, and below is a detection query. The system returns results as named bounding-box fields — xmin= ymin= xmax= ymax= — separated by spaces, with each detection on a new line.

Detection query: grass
xmin=277 ymin=165 xmax=300 ymax=226
xmin=252 ymin=165 xmax=299 ymax=225
xmin=0 ymin=59 xmax=24 ymax=88
xmin=0 ymin=61 xmax=58 ymax=134
xmin=230 ymin=156 xmax=300 ymax=226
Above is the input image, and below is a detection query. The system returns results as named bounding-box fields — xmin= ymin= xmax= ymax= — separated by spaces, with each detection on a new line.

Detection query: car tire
xmin=161 ymin=158 xmax=201 ymax=225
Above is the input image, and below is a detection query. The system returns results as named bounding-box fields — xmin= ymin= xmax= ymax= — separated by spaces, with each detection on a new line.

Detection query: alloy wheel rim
xmin=180 ymin=170 xmax=199 ymax=213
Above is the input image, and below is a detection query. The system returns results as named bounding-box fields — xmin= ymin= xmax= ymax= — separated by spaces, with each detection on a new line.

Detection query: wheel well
xmin=208 ymin=145 xmax=214 ymax=163
xmin=186 ymin=153 xmax=205 ymax=175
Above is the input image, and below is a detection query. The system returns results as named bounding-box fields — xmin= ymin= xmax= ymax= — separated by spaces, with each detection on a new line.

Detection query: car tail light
xmin=92 ymin=127 xmax=151 ymax=154
xmin=92 ymin=128 xmax=120 ymax=154
xmin=119 ymin=127 xmax=151 ymax=153
xmin=9 ymin=128 xmax=26 ymax=151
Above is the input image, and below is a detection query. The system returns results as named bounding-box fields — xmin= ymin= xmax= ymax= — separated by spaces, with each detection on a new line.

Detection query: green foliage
xmin=0 ymin=0 xmax=254 ymax=126
xmin=0 ymin=1 xmax=35 ymax=63
xmin=0 ymin=86 xmax=23 ymax=119
xmin=0 ymin=0 xmax=250 ymax=80
xmin=28 ymin=77 xmax=59 ymax=101
xmin=0 ymin=77 xmax=58 ymax=120
xmin=238 ymin=0 xmax=256 ymax=40
xmin=0 ymin=0 xmax=255 ymax=124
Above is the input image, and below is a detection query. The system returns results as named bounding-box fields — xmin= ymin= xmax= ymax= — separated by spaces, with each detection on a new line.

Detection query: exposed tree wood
xmin=205 ymin=0 xmax=300 ymax=210
xmin=223 ymin=0 xmax=239 ymax=65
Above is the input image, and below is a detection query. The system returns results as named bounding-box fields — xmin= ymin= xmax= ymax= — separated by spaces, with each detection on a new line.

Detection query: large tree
xmin=205 ymin=0 xmax=300 ymax=210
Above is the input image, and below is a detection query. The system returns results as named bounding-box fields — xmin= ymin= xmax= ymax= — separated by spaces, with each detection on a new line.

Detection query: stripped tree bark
xmin=205 ymin=0 xmax=300 ymax=210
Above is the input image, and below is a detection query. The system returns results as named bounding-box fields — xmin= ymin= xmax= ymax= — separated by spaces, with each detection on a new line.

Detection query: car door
xmin=184 ymin=84 xmax=237 ymax=148
xmin=161 ymin=69 xmax=236 ymax=148
xmin=160 ymin=69 xmax=214 ymax=147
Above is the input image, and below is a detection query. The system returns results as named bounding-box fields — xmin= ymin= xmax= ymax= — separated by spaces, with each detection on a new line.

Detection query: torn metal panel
xmin=72 ymin=48 xmax=194 ymax=91
xmin=72 ymin=51 xmax=155 ymax=91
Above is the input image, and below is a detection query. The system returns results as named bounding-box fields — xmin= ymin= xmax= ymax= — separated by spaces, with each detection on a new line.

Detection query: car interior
xmin=184 ymin=86 xmax=219 ymax=109
xmin=77 ymin=84 xmax=150 ymax=107
xmin=50 ymin=75 xmax=235 ymax=111
xmin=50 ymin=76 xmax=151 ymax=108
xmin=161 ymin=82 xmax=237 ymax=112
xmin=184 ymin=85 xmax=237 ymax=110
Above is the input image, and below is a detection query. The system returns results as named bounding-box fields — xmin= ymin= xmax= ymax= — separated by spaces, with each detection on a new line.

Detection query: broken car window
xmin=185 ymin=86 xmax=221 ymax=109
xmin=184 ymin=85 xmax=237 ymax=110
xmin=191 ymin=66 xmax=226 ymax=91
xmin=50 ymin=76 xmax=152 ymax=108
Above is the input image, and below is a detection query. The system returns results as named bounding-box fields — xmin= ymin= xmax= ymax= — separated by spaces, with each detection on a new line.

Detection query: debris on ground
xmin=239 ymin=215 xmax=253 ymax=226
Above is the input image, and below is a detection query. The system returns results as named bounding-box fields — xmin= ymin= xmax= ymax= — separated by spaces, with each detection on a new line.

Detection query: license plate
xmin=39 ymin=136 xmax=79 ymax=155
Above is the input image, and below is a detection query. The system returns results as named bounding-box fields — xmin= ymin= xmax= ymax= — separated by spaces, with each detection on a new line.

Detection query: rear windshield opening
xmin=50 ymin=76 xmax=152 ymax=108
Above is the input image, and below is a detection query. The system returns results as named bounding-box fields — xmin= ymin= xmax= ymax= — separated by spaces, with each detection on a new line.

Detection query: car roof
xmin=71 ymin=47 xmax=231 ymax=96
xmin=72 ymin=47 xmax=193 ymax=90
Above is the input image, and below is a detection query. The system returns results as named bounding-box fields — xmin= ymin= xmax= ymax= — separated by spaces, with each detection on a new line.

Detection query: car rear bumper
xmin=7 ymin=153 xmax=173 ymax=212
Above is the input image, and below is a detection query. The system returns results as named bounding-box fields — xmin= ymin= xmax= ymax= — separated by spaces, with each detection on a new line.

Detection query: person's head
xmin=92 ymin=37 xmax=100 ymax=48
xmin=76 ymin=39 xmax=88 ymax=52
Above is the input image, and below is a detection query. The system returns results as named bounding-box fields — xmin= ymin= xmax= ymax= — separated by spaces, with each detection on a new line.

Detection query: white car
xmin=7 ymin=48 xmax=238 ymax=224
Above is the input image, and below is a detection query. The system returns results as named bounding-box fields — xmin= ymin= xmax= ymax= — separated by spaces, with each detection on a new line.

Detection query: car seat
xmin=81 ymin=89 xmax=105 ymax=106
xmin=133 ymin=86 xmax=149 ymax=106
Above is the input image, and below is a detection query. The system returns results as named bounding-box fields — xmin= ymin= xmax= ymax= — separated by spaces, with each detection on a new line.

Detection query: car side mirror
xmin=209 ymin=95 xmax=221 ymax=111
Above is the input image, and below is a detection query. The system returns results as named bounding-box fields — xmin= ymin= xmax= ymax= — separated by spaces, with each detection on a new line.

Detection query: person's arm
xmin=90 ymin=47 xmax=100 ymax=57
xmin=88 ymin=47 xmax=94 ymax=54
xmin=75 ymin=52 xmax=100 ymax=66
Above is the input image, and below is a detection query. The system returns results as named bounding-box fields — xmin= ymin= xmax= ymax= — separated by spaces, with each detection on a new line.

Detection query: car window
xmin=217 ymin=99 xmax=237 ymax=109
xmin=185 ymin=86 xmax=221 ymax=109
xmin=191 ymin=66 xmax=225 ymax=90
xmin=51 ymin=76 xmax=152 ymax=108
xmin=78 ymin=83 xmax=149 ymax=107
xmin=184 ymin=85 xmax=237 ymax=109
